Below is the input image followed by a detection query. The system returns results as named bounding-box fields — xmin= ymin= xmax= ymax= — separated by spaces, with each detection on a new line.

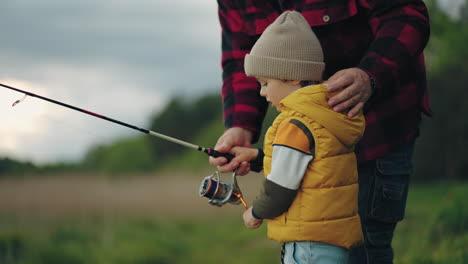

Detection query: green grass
xmin=393 ymin=182 xmax=468 ymax=264
xmin=1 ymin=182 xmax=467 ymax=264
xmin=0 ymin=216 xmax=279 ymax=264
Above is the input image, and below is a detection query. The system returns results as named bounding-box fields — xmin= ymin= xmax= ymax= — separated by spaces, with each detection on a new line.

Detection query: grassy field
xmin=0 ymin=173 xmax=467 ymax=264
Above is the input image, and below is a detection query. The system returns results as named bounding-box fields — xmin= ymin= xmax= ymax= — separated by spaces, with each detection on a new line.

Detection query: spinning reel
xmin=199 ymin=170 xmax=247 ymax=209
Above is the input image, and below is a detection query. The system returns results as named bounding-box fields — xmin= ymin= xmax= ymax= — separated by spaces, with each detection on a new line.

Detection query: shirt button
xmin=323 ymin=15 xmax=330 ymax=23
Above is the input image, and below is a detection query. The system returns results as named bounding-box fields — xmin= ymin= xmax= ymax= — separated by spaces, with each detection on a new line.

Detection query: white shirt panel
xmin=266 ymin=145 xmax=314 ymax=190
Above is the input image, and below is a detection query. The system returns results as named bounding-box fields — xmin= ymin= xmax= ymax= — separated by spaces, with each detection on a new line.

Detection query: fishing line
xmin=12 ymin=94 xmax=27 ymax=107
xmin=1 ymin=82 xmax=263 ymax=170
xmin=1 ymin=82 xmax=262 ymax=208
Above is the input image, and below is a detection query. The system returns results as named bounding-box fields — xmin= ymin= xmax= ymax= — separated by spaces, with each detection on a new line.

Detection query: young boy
xmin=228 ymin=11 xmax=365 ymax=263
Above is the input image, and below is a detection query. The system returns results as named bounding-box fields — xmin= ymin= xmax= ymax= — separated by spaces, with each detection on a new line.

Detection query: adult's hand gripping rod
xmin=0 ymin=82 xmax=248 ymax=165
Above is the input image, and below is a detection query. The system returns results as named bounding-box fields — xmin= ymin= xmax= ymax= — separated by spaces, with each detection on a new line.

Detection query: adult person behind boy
xmin=228 ymin=11 xmax=365 ymax=263
xmin=210 ymin=1 xmax=431 ymax=264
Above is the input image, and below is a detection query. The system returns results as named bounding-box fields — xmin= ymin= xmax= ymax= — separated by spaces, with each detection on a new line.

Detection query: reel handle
xmin=206 ymin=148 xmax=263 ymax=173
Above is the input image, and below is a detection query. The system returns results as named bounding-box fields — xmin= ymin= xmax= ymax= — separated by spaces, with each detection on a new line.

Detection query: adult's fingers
xmin=331 ymin=93 xmax=361 ymax=112
xmin=325 ymin=69 xmax=346 ymax=83
xmin=209 ymin=127 xmax=254 ymax=170
xmin=209 ymin=156 xmax=227 ymax=167
xmin=347 ymin=102 xmax=365 ymax=118
xmin=324 ymin=71 xmax=353 ymax=93
xmin=213 ymin=134 xmax=232 ymax=153
xmin=328 ymin=82 xmax=360 ymax=108
xmin=209 ymin=134 xmax=234 ymax=166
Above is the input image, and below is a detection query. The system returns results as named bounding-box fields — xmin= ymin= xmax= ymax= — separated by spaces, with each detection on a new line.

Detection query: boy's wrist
xmin=251 ymin=207 xmax=263 ymax=220
xmin=250 ymin=148 xmax=264 ymax=173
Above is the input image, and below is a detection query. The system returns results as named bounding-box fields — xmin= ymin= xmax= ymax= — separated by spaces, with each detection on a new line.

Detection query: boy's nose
xmin=260 ymin=87 xmax=266 ymax=97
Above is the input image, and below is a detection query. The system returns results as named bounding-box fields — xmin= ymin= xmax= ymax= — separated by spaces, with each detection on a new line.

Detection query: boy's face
xmin=257 ymin=77 xmax=301 ymax=111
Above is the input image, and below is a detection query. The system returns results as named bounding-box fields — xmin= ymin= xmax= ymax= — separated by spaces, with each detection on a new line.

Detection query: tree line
xmin=1 ymin=0 xmax=467 ymax=180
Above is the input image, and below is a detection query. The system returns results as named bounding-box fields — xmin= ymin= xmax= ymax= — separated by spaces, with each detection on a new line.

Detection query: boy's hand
xmin=209 ymin=127 xmax=253 ymax=173
xmin=230 ymin=147 xmax=258 ymax=175
xmin=243 ymin=207 xmax=263 ymax=229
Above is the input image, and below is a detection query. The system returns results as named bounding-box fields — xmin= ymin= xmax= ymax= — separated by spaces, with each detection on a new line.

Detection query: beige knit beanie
xmin=244 ymin=11 xmax=325 ymax=81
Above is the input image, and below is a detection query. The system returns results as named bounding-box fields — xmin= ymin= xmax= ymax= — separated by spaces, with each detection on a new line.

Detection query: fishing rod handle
xmin=206 ymin=149 xmax=263 ymax=173
xmin=206 ymin=148 xmax=235 ymax=160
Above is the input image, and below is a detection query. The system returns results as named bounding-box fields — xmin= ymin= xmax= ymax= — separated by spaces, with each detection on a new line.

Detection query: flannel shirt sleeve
xmin=217 ymin=0 xmax=268 ymax=143
xmin=356 ymin=0 xmax=430 ymax=102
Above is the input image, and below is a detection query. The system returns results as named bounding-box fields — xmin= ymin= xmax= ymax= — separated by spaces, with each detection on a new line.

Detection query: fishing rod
xmin=0 ymin=82 xmax=238 ymax=162
xmin=1 ymin=82 xmax=259 ymax=208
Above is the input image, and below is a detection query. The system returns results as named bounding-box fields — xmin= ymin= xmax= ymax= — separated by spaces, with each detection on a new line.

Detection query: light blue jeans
xmin=282 ymin=241 xmax=349 ymax=264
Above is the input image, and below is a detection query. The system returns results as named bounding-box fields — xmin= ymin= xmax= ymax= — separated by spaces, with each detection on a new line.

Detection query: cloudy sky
xmin=0 ymin=0 xmax=222 ymax=163
xmin=0 ymin=0 xmax=464 ymax=164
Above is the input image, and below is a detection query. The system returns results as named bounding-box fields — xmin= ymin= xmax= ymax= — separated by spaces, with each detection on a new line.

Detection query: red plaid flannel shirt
xmin=218 ymin=0 xmax=431 ymax=163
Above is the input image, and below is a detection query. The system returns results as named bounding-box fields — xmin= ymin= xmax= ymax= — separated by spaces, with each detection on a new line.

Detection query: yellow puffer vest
xmin=263 ymin=84 xmax=365 ymax=249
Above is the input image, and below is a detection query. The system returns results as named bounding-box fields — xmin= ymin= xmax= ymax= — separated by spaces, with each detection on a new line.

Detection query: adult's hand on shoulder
xmin=209 ymin=127 xmax=253 ymax=174
xmin=325 ymin=68 xmax=373 ymax=118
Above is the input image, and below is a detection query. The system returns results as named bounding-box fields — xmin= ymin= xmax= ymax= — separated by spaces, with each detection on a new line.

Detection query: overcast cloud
xmin=0 ymin=0 xmax=222 ymax=163
xmin=0 ymin=0 xmax=464 ymax=164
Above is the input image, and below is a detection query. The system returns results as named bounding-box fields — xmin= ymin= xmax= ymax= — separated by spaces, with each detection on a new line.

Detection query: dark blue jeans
xmin=349 ymin=139 xmax=415 ymax=264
